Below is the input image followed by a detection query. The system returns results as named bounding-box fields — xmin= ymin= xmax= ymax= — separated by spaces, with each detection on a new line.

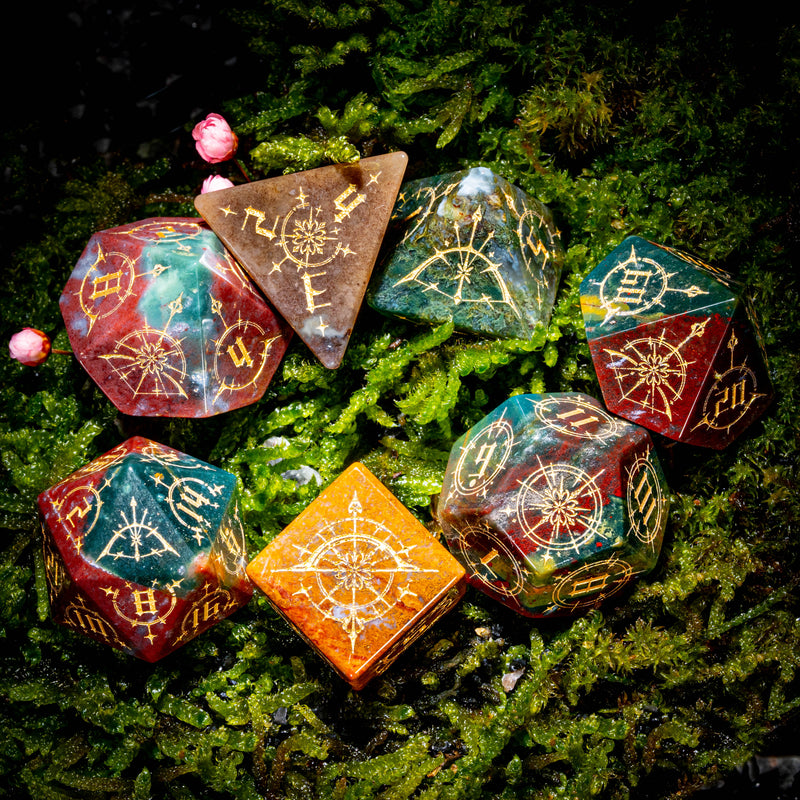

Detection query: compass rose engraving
xmin=516 ymin=459 xmax=605 ymax=553
xmin=270 ymin=493 xmax=436 ymax=657
xmin=100 ymin=294 xmax=189 ymax=400
xmin=603 ymin=332 xmax=691 ymax=421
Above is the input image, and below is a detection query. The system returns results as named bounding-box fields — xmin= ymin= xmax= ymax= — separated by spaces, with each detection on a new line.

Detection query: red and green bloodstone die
xmin=580 ymin=236 xmax=773 ymax=448
xmin=38 ymin=437 xmax=253 ymax=661
xmin=59 ymin=217 xmax=292 ymax=417
xmin=438 ymin=393 xmax=669 ymax=617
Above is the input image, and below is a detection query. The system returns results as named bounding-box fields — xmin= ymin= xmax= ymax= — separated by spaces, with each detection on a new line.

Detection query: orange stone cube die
xmin=247 ymin=463 xmax=466 ymax=689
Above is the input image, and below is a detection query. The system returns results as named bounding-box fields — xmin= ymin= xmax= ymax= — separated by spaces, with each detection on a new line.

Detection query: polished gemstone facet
xmin=247 ymin=462 xmax=465 ymax=689
xmin=438 ymin=393 xmax=668 ymax=617
xmin=38 ymin=437 xmax=253 ymax=661
xmin=580 ymin=236 xmax=773 ymax=448
xmin=368 ymin=167 xmax=564 ymax=338
xmin=60 ymin=218 xmax=292 ymax=417
xmin=195 ymin=153 xmax=408 ymax=369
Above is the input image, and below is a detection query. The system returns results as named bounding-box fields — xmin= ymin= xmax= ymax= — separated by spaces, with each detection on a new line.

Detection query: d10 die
xmin=438 ymin=393 xmax=668 ymax=617
xmin=580 ymin=236 xmax=773 ymax=448
xmin=367 ymin=167 xmax=564 ymax=339
xmin=247 ymin=463 xmax=466 ymax=689
xmin=38 ymin=437 xmax=253 ymax=661
xmin=60 ymin=218 xmax=292 ymax=418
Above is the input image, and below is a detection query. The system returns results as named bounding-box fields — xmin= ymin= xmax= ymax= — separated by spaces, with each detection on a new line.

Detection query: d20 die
xmin=247 ymin=463 xmax=466 ymax=689
xmin=60 ymin=218 xmax=292 ymax=417
xmin=580 ymin=236 xmax=773 ymax=448
xmin=38 ymin=437 xmax=253 ymax=661
xmin=438 ymin=393 xmax=668 ymax=617
xmin=368 ymin=167 xmax=564 ymax=339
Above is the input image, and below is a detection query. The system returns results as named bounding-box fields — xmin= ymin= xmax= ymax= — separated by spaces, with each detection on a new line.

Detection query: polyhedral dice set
xmin=35 ymin=157 xmax=772 ymax=686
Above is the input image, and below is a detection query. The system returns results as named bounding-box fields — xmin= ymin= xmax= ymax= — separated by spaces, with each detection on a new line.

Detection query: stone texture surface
xmin=580 ymin=236 xmax=773 ymax=448
xmin=438 ymin=393 xmax=668 ymax=617
xmin=38 ymin=437 xmax=253 ymax=662
xmin=247 ymin=462 xmax=465 ymax=689
xmin=368 ymin=167 xmax=564 ymax=338
xmin=60 ymin=217 xmax=292 ymax=417
xmin=195 ymin=153 xmax=408 ymax=369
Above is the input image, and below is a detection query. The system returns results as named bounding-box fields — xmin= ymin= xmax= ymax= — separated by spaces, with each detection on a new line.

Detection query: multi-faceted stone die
xmin=247 ymin=463 xmax=466 ymax=689
xmin=438 ymin=393 xmax=668 ymax=617
xmin=38 ymin=437 xmax=253 ymax=661
xmin=368 ymin=167 xmax=564 ymax=339
xmin=60 ymin=218 xmax=292 ymax=417
xmin=580 ymin=236 xmax=773 ymax=448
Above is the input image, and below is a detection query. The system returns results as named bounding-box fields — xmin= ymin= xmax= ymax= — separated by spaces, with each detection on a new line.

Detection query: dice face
xmin=438 ymin=393 xmax=668 ymax=617
xmin=38 ymin=437 xmax=253 ymax=661
xmin=247 ymin=463 xmax=465 ymax=690
xmin=59 ymin=218 xmax=292 ymax=417
xmin=580 ymin=236 xmax=773 ymax=448
xmin=367 ymin=167 xmax=564 ymax=339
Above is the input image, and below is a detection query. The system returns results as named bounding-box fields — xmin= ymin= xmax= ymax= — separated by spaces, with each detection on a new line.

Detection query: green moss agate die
xmin=438 ymin=393 xmax=668 ymax=617
xmin=37 ymin=437 xmax=253 ymax=661
xmin=580 ymin=236 xmax=773 ymax=448
xmin=367 ymin=167 xmax=564 ymax=338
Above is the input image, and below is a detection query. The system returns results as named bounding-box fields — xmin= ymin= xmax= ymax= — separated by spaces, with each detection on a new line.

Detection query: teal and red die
xmin=438 ymin=393 xmax=668 ymax=617
xmin=580 ymin=236 xmax=773 ymax=448
xmin=59 ymin=218 xmax=292 ymax=417
xmin=38 ymin=437 xmax=252 ymax=661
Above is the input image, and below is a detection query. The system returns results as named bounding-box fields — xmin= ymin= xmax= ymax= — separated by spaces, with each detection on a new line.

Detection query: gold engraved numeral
xmin=301 ymin=270 xmax=332 ymax=313
xmin=242 ymin=206 xmax=277 ymax=239
xmin=555 ymin=408 xmax=601 ymax=428
xmin=334 ymin=184 xmax=366 ymax=222
xmin=613 ymin=268 xmax=653 ymax=304
xmin=567 ymin=573 xmax=611 ymax=598
xmin=132 ymin=588 xmax=159 ymax=617
xmin=226 ymin=336 xmax=254 ymax=368
xmin=90 ymin=271 xmax=124 ymax=299
xmin=632 ymin=469 xmax=658 ymax=529
xmin=714 ymin=378 xmax=749 ymax=418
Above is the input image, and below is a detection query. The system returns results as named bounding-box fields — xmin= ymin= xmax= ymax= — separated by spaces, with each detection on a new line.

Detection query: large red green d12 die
xmin=37 ymin=437 xmax=253 ymax=661
xmin=438 ymin=393 xmax=668 ymax=617
xmin=59 ymin=218 xmax=292 ymax=417
xmin=580 ymin=236 xmax=773 ymax=449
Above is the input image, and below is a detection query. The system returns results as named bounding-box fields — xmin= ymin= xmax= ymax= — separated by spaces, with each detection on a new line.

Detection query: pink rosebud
xmin=192 ymin=113 xmax=239 ymax=163
xmin=201 ymin=174 xmax=235 ymax=194
xmin=9 ymin=327 xmax=51 ymax=367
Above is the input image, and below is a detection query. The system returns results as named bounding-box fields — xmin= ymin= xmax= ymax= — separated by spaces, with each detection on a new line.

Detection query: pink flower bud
xmin=192 ymin=113 xmax=239 ymax=163
xmin=9 ymin=328 xmax=51 ymax=367
xmin=201 ymin=174 xmax=235 ymax=194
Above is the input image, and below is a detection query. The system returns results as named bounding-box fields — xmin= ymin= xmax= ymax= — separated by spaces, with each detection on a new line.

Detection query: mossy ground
xmin=1 ymin=2 xmax=799 ymax=798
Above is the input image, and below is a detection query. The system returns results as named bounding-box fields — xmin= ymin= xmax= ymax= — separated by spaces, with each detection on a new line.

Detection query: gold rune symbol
xmin=551 ymin=556 xmax=635 ymax=612
xmin=455 ymin=523 xmax=526 ymax=599
xmin=227 ymin=337 xmax=254 ymax=368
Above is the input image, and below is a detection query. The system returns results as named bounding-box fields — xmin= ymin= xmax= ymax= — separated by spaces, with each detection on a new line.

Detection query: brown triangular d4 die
xmin=195 ymin=152 xmax=408 ymax=369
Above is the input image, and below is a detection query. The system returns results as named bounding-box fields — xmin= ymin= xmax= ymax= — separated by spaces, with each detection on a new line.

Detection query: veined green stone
xmin=367 ymin=167 xmax=564 ymax=339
